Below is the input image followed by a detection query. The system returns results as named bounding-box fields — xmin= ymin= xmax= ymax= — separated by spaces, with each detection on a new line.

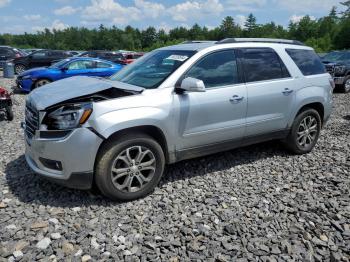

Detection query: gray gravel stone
xmin=0 ymin=72 xmax=349 ymax=260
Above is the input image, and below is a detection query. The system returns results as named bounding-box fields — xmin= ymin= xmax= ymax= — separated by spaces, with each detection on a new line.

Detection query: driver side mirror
xmin=178 ymin=77 xmax=206 ymax=93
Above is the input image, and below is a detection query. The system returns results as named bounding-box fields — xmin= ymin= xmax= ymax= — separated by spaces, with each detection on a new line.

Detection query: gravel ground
xmin=0 ymin=72 xmax=349 ymax=262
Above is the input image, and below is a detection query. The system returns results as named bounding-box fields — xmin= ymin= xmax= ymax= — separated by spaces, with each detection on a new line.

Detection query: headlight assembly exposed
xmin=45 ymin=103 xmax=92 ymax=130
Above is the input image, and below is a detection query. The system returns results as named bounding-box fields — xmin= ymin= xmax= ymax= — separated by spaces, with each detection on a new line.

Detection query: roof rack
xmin=216 ymin=38 xmax=305 ymax=46
xmin=181 ymin=41 xmax=216 ymax=44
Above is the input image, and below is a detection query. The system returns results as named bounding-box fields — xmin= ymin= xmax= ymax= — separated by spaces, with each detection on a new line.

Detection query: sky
xmin=0 ymin=0 xmax=344 ymax=34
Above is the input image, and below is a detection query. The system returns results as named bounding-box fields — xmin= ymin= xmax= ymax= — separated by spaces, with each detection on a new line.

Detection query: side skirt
xmin=175 ymin=129 xmax=289 ymax=162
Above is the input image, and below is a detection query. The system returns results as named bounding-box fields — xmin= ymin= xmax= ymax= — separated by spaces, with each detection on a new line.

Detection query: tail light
xmin=15 ymin=53 xmax=22 ymax=58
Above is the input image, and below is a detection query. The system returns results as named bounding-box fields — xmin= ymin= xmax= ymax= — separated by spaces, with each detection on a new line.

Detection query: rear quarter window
xmin=286 ymin=49 xmax=326 ymax=76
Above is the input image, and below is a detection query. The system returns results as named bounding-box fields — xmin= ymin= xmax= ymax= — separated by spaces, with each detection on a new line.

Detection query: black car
xmin=78 ymin=50 xmax=125 ymax=64
xmin=0 ymin=46 xmax=26 ymax=69
xmin=323 ymin=51 xmax=350 ymax=93
xmin=13 ymin=49 xmax=71 ymax=74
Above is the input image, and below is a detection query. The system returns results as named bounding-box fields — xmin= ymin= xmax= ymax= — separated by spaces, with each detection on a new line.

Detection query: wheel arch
xmin=294 ymin=102 xmax=325 ymax=126
xmin=96 ymin=125 xmax=170 ymax=164
xmin=31 ymin=77 xmax=53 ymax=89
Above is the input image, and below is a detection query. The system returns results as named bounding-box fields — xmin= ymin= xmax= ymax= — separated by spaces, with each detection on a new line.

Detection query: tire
xmin=5 ymin=106 xmax=13 ymax=121
xmin=341 ymin=75 xmax=350 ymax=93
xmin=95 ymin=133 xmax=165 ymax=201
xmin=34 ymin=79 xmax=51 ymax=89
xmin=14 ymin=64 xmax=26 ymax=75
xmin=285 ymin=108 xmax=321 ymax=154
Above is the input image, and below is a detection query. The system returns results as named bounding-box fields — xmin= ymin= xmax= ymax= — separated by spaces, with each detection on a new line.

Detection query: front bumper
xmin=25 ymin=127 xmax=103 ymax=189
xmin=16 ymin=78 xmax=33 ymax=92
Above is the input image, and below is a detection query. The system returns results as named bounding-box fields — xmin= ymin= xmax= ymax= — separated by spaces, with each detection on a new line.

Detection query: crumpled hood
xmin=27 ymin=76 xmax=143 ymax=110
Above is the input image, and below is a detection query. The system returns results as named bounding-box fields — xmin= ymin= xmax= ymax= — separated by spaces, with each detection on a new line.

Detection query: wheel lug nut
xmin=138 ymin=166 xmax=142 ymax=169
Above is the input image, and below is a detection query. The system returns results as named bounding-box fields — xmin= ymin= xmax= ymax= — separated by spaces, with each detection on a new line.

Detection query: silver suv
xmin=23 ymin=38 xmax=333 ymax=201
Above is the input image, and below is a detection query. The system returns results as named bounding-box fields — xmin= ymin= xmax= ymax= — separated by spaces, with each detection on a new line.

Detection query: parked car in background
xmin=68 ymin=50 xmax=85 ymax=56
xmin=22 ymin=48 xmax=42 ymax=55
xmin=117 ymin=52 xmax=144 ymax=65
xmin=16 ymin=57 xmax=123 ymax=92
xmin=23 ymin=38 xmax=333 ymax=201
xmin=79 ymin=50 xmax=125 ymax=64
xmin=0 ymin=46 xmax=27 ymax=68
xmin=13 ymin=49 xmax=71 ymax=74
xmin=322 ymin=50 xmax=350 ymax=93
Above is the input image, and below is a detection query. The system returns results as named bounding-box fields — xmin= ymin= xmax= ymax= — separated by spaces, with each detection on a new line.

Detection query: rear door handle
xmin=229 ymin=95 xmax=244 ymax=103
xmin=282 ymin=88 xmax=293 ymax=95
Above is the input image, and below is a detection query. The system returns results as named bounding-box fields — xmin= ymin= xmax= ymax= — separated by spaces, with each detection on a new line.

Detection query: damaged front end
xmin=24 ymin=76 xmax=143 ymax=140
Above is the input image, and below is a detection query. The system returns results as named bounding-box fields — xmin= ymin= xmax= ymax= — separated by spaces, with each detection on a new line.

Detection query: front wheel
xmin=95 ymin=133 xmax=165 ymax=201
xmin=341 ymin=75 xmax=350 ymax=93
xmin=285 ymin=108 xmax=321 ymax=154
xmin=34 ymin=79 xmax=51 ymax=89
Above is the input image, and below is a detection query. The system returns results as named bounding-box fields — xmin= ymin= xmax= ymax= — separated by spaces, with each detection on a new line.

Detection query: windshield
xmin=323 ymin=52 xmax=350 ymax=62
xmin=49 ymin=59 xmax=72 ymax=68
xmin=110 ymin=50 xmax=196 ymax=89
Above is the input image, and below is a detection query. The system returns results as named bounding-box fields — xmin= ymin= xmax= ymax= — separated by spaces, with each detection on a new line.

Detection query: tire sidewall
xmin=343 ymin=75 xmax=350 ymax=93
xmin=96 ymin=136 xmax=165 ymax=201
xmin=290 ymin=109 xmax=321 ymax=153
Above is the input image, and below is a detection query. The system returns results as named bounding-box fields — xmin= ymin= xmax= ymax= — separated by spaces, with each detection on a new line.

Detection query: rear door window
xmin=286 ymin=49 xmax=326 ymax=76
xmin=241 ymin=48 xmax=290 ymax=83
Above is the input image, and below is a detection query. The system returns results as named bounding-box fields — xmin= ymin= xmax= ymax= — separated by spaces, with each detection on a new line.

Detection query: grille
xmin=325 ymin=64 xmax=335 ymax=76
xmin=25 ymin=103 xmax=39 ymax=139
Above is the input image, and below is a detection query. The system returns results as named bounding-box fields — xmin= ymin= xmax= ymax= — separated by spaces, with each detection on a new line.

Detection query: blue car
xmin=16 ymin=57 xmax=123 ymax=92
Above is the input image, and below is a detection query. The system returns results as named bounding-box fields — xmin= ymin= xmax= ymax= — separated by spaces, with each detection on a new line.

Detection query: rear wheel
xmin=285 ymin=108 xmax=321 ymax=154
xmin=341 ymin=75 xmax=350 ymax=93
xmin=34 ymin=79 xmax=51 ymax=89
xmin=14 ymin=64 xmax=26 ymax=75
xmin=95 ymin=133 xmax=165 ymax=201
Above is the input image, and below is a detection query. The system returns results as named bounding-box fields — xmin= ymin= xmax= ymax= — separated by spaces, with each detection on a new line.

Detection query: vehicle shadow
xmin=4 ymin=141 xmax=288 ymax=208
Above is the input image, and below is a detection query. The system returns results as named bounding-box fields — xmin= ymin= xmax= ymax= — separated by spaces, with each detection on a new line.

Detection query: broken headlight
xmin=44 ymin=103 xmax=92 ymax=130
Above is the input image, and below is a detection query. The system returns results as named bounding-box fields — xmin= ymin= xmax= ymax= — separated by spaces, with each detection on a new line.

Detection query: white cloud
xmin=82 ymin=0 xmax=141 ymax=25
xmin=226 ymin=0 xmax=266 ymax=12
xmin=24 ymin=14 xmax=41 ymax=21
xmin=134 ymin=0 xmax=165 ymax=19
xmin=54 ymin=6 xmax=80 ymax=15
xmin=274 ymin=0 xmax=339 ymax=12
xmin=167 ymin=0 xmax=224 ymax=22
xmin=0 ymin=0 xmax=10 ymax=8
xmin=235 ymin=15 xmax=247 ymax=28
xmin=32 ymin=19 xmax=68 ymax=32
xmin=289 ymin=14 xmax=316 ymax=23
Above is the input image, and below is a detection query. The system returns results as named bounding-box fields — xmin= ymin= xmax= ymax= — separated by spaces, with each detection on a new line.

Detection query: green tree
xmin=219 ymin=16 xmax=241 ymax=39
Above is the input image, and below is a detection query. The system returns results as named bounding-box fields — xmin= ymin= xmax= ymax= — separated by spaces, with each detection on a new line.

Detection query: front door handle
xmin=282 ymin=88 xmax=293 ymax=95
xmin=229 ymin=95 xmax=244 ymax=103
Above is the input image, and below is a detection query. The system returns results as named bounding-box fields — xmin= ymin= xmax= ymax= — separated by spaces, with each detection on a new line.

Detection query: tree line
xmin=0 ymin=2 xmax=349 ymax=52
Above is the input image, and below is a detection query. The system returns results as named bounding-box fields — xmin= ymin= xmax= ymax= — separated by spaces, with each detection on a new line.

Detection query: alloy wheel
xmin=297 ymin=115 xmax=318 ymax=148
xmin=345 ymin=79 xmax=350 ymax=92
xmin=111 ymin=146 xmax=156 ymax=193
xmin=35 ymin=79 xmax=50 ymax=88
xmin=15 ymin=65 xmax=26 ymax=74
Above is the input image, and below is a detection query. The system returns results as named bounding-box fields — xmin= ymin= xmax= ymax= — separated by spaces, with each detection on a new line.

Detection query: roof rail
xmin=181 ymin=40 xmax=216 ymax=44
xmin=216 ymin=38 xmax=305 ymax=46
